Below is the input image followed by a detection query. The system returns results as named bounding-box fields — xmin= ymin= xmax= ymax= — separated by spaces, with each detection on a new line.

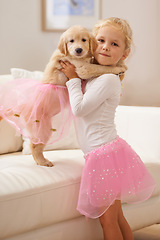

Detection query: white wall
xmin=0 ymin=0 xmax=160 ymax=106
xmin=0 ymin=0 xmax=60 ymax=73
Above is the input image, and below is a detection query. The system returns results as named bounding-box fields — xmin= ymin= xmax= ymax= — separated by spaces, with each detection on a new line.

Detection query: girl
xmin=60 ymin=17 xmax=156 ymax=240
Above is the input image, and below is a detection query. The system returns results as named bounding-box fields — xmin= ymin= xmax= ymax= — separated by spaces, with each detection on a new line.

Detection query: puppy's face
xmin=66 ymin=32 xmax=90 ymax=58
xmin=58 ymin=26 xmax=97 ymax=58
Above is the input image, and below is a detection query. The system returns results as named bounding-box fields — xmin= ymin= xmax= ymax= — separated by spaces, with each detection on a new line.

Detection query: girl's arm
xmin=66 ymin=75 xmax=120 ymax=117
xmin=75 ymin=61 xmax=127 ymax=80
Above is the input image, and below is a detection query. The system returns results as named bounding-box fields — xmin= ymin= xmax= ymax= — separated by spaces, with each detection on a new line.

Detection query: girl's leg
xmin=99 ymin=200 xmax=134 ymax=240
xmin=99 ymin=200 xmax=123 ymax=240
xmin=117 ymin=201 xmax=134 ymax=240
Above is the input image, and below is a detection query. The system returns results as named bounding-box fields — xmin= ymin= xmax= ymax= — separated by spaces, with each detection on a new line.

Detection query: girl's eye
xmin=112 ymin=42 xmax=118 ymax=47
xmin=97 ymin=39 xmax=104 ymax=43
xmin=70 ymin=39 xmax=74 ymax=43
xmin=82 ymin=38 xmax=86 ymax=42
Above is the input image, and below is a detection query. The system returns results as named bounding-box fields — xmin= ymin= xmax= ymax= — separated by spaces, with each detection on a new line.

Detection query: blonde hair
xmin=92 ymin=17 xmax=133 ymax=81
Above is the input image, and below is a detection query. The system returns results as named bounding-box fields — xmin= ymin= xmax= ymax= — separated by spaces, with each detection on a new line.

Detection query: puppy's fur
xmin=1 ymin=26 xmax=127 ymax=167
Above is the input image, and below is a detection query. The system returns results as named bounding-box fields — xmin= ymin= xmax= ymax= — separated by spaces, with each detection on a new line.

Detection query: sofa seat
xmin=0 ymin=150 xmax=84 ymax=239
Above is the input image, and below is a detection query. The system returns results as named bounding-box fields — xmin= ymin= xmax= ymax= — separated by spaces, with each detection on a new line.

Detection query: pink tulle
xmin=77 ymin=137 xmax=156 ymax=218
xmin=0 ymin=78 xmax=73 ymax=144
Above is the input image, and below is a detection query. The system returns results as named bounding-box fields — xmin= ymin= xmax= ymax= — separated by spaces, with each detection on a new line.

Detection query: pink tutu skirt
xmin=0 ymin=78 xmax=73 ymax=144
xmin=77 ymin=137 xmax=156 ymax=218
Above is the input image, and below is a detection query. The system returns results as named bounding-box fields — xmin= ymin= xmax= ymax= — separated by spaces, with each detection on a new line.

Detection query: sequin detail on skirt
xmin=77 ymin=137 xmax=156 ymax=218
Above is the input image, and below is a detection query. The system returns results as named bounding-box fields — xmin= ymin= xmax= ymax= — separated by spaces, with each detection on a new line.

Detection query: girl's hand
xmin=60 ymin=61 xmax=79 ymax=80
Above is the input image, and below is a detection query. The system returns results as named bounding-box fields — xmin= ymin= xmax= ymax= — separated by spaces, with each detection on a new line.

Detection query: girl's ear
xmin=58 ymin=36 xmax=67 ymax=55
xmin=121 ymin=48 xmax=130 ymax=60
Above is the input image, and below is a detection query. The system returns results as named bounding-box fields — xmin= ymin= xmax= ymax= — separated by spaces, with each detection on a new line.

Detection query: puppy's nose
xmin=75 ymin=48 xmax=83 ymax=54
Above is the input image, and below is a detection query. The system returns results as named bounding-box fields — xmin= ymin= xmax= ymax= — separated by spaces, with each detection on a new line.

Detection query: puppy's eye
xmin=82 ymin=38 xmax=86 ymax=42
xmin=70 ymin=39 xmax=74 ymax=43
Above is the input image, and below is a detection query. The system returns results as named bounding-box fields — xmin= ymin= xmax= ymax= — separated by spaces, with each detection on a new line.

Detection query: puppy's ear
xmin=58 ymin=36 xmax=67 ymax=55
xmin=90 ymin=35 xmax=98 ymax=55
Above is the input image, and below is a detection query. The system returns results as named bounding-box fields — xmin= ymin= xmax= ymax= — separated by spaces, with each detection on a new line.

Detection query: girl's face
xmin=94 ymin=25 xmax=129 ymax=66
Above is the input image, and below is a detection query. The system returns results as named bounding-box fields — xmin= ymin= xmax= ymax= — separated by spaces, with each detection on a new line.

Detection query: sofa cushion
xmin=10 ymin=68 xmax=43 ymax=80
xmin=0 ymin=74 xmax=13 ymax=84
xmin=0 ymin=120 xmax=22 ymax=154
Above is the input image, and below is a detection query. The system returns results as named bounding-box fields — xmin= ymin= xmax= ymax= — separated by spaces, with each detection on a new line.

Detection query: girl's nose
xmin=102 ymin=43 xmax=110 ymax=51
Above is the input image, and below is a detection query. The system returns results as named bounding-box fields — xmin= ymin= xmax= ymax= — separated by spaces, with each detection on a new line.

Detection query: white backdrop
xmin=0 ymin=0 xmax=160 ymax=106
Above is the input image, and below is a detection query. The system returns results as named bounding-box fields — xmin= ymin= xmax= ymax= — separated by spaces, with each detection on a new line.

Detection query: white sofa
xmin=0 ymin=73 xmax=160 ymax=240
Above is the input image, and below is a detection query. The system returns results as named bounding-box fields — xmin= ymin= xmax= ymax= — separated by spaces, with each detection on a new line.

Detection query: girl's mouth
xmin=99 ymin=53 xmax=110 ymax=57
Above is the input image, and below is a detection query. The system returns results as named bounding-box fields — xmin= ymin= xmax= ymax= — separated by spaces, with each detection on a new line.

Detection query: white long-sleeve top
xmin=66 ymin=74 xmax=121 ymax=154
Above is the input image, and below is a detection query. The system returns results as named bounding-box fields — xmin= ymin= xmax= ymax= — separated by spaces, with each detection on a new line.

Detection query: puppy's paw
xmin=116 ymin=65 xmax=128 ymax=74
xmin=42 ymin=159 xmax=54 ymax=167
xmin=37 ymin=158 xmax=54 ymax=167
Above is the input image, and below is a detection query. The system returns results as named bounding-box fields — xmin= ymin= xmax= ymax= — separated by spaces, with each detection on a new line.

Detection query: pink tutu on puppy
xmin=77 ymin=137 xmax=156 ymax=218
xmin=0 ymin=78 xmax=72 ymax=144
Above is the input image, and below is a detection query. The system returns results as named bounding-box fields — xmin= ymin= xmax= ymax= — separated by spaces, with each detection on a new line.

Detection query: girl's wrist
xmin=68 ymin=74 xmax=79 ymax=80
